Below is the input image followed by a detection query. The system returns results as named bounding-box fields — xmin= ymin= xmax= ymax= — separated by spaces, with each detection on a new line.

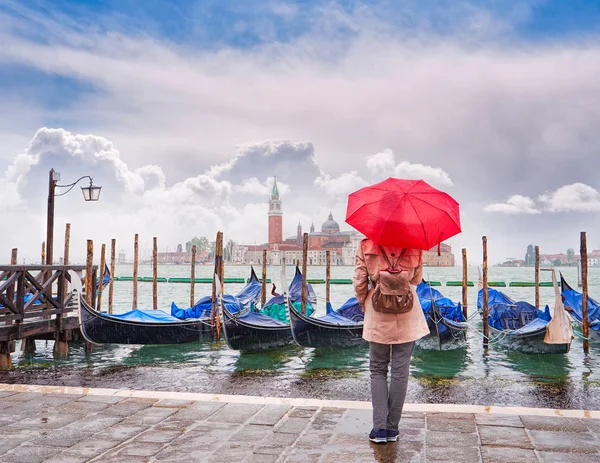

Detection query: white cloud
xmin=314 ymin=171 xmax=368 ymax=196
xmin=539 ymin=183 xmax=600 ymax=212
xmin=484 ymin=195 xmax=540 ymax=214
xmin=235 ymin=177 xmax=290 ymax=196
xmin=366 ymin=148 xmax=453 ymax=187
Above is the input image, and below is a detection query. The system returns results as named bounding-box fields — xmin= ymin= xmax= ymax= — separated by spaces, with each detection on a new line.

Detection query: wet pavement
xmin=0 ymin=385 xmax=599 ymax=462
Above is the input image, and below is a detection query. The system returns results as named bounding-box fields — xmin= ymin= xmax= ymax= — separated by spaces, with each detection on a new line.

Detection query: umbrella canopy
xmin=345 ymin=178 xmax=461 ymax=249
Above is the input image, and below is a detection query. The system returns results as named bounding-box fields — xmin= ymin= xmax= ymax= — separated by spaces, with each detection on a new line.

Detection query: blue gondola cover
xmin=417 ymin=282 xmax=465 ymax=334
xmin=562 ymin=287 xmax=600 ymax=331
xmin=101 ymin=309 xmax=182 ymax=323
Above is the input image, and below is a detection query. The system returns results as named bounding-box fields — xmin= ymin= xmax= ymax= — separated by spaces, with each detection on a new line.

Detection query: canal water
xmin=3 ymin=264 xmax=600 ymax=409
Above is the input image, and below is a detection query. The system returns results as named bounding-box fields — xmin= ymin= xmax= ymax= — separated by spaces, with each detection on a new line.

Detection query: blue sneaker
xmin=386 ymin=429 xmax=399 ymax=442
xmin=369 ymin=428 xmax=387 ymax=444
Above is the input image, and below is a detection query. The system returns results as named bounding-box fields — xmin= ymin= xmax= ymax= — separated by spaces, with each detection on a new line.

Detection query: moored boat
xmin=416 ymin=281 xmax=467 ymax=350
xmin=560 ymin=274 xmax=600 ymax=343
xmin=78 ymin=297 xmax=210 ymax=345
xmin=222 ymin=266 xmax=315 ymax=351
xmin=288 ymin=297 xmax=365 ymax=348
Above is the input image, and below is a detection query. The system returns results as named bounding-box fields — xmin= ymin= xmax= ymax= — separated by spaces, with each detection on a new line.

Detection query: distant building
xmin=157 ymin=248 xmax=207 ymax=264
xmin=230 ymin=178 xmax=362 ymax=265
xmin=422 ymin=243 xmax=455 ymax=267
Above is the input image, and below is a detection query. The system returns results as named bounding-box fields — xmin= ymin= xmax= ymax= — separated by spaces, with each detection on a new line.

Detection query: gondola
xmin=476 ymin=276 xmax=570 ymax=354
xmin=288 ymin=297 xmax=366 ymax=348
xmin=222 ymin=266 xmax=315 ymax=352
xmin=560 ymin=274 xmax=600 ymax=343
xmin=80 ymin=268 xmax=262 ymax=345
xmin=416 ymin=281 xmax=467 ymax=350
xmin=171 ymin=267 xmax=262 ymax=320
xmin=78 ymin=297 xmax=211 ymax=345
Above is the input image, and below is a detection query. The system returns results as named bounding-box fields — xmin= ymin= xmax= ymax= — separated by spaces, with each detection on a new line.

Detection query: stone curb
xmin=1 ymin=382 xmax=599 ymax=419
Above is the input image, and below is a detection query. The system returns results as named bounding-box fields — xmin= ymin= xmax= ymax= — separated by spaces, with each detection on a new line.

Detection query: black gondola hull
xmin=560 ymin=274 xmax=600 ymax=343
xmin=489 ymin=326 xmax=570 ymax=354
xmin=79 ymin=299 xmax=209 ymax=345
xmin=222 ymin=307 xmax=293 ymax=351
xmin=417 ymin=317 xmax=467 ymax=350
xmin=288 ymin=302 xmax=366 ymax=348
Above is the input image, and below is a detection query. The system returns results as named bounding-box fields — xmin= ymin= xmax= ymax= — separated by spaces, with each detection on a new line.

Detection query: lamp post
xmin=46 ymin=168 xmax=102 ymax=265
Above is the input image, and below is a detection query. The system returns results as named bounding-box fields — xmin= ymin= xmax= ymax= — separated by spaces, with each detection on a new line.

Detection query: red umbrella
xmin=345 ymin=178 xmax=461 ymax=249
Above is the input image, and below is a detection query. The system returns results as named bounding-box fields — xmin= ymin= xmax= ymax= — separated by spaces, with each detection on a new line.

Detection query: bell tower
xmin=268 ymin=177 xmax=283 ymax=246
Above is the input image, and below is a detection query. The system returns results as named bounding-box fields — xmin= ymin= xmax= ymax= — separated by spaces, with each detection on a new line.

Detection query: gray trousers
xmin=369 ymin=341 xmax=415 ymax=430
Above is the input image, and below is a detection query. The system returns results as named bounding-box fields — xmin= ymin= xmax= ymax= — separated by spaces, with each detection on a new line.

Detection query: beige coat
xmin=353 ymin=239 xmax=430 ymax=344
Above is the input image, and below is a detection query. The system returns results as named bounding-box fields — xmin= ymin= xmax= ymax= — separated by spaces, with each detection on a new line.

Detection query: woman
xmin=352 ymin=238 xmax=429 ymax=444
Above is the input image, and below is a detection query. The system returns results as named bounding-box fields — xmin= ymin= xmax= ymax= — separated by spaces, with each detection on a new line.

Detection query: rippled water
xmin=9 ymin=264 xmax=600 ymax=389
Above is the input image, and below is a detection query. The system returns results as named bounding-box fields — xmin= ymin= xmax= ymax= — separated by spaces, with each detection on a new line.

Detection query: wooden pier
xmin=0 ymin=265 xmax=97 ymax=366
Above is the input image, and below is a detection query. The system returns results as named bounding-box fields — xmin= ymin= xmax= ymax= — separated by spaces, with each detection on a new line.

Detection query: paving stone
xmin=275 ymin=417 xmax=311 ymax=434
xmin=322 ymin=452 xmax=377 ymax=462
xmin=536 ymin=450 xmax=598 ymax=462
xmin=231 ymin=423 xmax=273 ymax=442
xmin=307 ymin=409 xmax=345 ymax=432
xmin=90 ymin=456 xmax=150 ymax=463
xmin=426 ymin=430 xmax=479 ymax=448
xmin=154 ymin=446 xmax=213 ymax=461
xmin=476 ymin=414 xmax=524 ymax=428
xmin=13 ymin=412 xmax=85 ymax=429
xmin=122 ymin=397 xmax=159 ymax=404
xmin=428 ymin=412 xmax=475 ymax=420
xmin=520 ymin=416 xmax=590 ymax=433
xmin=94 ymin=424 xmax=150 ymax=441
xmin=63 ymin=437 xmax=121 ymax=458
xmin=427 ymin=415 xmax=477 ymax=433
xmin=246 ymin=453 xmax=279 ymax=463
xmin=255 ymin=431 xmax=299 ymax=454
xmin=155 ymin=418 xmax=197 ymax=431
xmin=76 ymin=394 xmax=124 ymax=404
xmin=399 ymin=417 xmax=426 ymax=429
xmin=427 ymin=446 xmax=480 ymax=462
xmin=0 ymin=391 xmax=17 ymax=398
xmin=294 ymin=431 xmax=333 ymax=449
xmin=155 ymin=425 xmax=236 ymax=454
xmin=135 ymin=430 xmax=182 ymax=443
xmin=208 ymin=449 xmax=252 ymax=462
xmin=0 ymin=438 xmax=30 ymax=455
xmin=112 ymin=441 xmax=165 ymax=457
xmin=528 ymin=430 xmax=600 ymax=454
xmin=56 ymin=400 xmax=111 ymax=413
xmin=42 ymin=453 xmax=89 ymax=463
xmin=169 ymin=400 xmax=225 ymax=421
xmin=154 ymin=398 xmax=195 ymax=408
xmin=1 ymin=444 xmax=61 ymax=463
xmin=1 ymin=392 xmax=41 ymax=402
xmin=63 ymin=414 xmax=124 ymax=432
xmin=479 ymin=425 xmax=533 ymax=448
xmin=104 ymin=401 xmax=155 ymax=417
xmin=207 ymin=403 xmax=264 ymax=424
xmin=120 ymin=406 xmax=178 ymax=425
xmin=31 ymin=427 xmax=94 ymax=447
xmin=335 ymin=408 xmax=372 ymax=435
xmin=249 ymin=404 xmax=291 ymax=425
xmin=397 ymin=428 xmax=426 ymax=444
xmin=288 ymin=406 xmax=319 ymax=418
xmin=481 ymin=446 xmax=538 ymax=463
xmin=284 ymin=450 xmax=323 ymax=463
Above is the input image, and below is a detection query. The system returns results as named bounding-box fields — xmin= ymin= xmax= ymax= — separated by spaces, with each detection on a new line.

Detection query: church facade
xmin=230 ymin=178 xmax=363 ymax=266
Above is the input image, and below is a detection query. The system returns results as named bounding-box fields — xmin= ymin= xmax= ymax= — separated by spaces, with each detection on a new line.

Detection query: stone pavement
xmin=0 ymin=385 xmax=599 ymax=462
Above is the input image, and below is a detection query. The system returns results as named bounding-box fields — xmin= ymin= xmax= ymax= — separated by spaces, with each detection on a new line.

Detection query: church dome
xmin=321 ymin=212 xmax=340 ymax=234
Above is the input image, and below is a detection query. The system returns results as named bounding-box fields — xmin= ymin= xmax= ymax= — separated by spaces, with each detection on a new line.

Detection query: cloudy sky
xmin=1 ymin=0 xmax=600 ymax=264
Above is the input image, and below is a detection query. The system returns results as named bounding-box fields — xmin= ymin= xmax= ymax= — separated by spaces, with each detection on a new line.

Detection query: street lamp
xmin=46 ymin=168 xmax=102 ymax=265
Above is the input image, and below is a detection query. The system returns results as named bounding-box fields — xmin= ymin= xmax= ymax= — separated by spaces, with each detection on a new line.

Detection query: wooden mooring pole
xmin=261 ymin=249 xmax=267 ymax=307
xmin=581 ymin=232 xmax=590 ymax=354
xmin=482 ymin=236 xmax=489 ymax=350
xmin=190 ymin=245 xmax=196 ymax=308
xmin=301 ymin=233 xmax=308 ymax=315
xmin=63 ymin=224 xmax=70 ymax=298
xmin=216 ymin=232 xmax=224 ymax=340
xmin=132 ymin=233 xmax=139 ymax=310
xmin=41 ymin=242 xmax=46 ymax=265
xmin=97 ymin=244 xmax=106 ymax=311
xmin=85 ymin=240 xmax=94 ymax=306
xmin=535 ymin=245 xmax=540 ymax=308
xmin=153 ymin=237 xmax=158 ymax=310
xmin=461 ymin=248 xmax=468 ymax=318
xmin=7 ymin=248 xmax=17 ymax=303
xmin=109 ymin=239 xmax=116 ymax=314
xmin=326 ymin=250 xmax=331 ymax=306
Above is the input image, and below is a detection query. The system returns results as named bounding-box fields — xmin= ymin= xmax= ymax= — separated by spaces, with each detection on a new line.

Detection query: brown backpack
xmin=371 ymin=247 xmax=414 ymax=314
